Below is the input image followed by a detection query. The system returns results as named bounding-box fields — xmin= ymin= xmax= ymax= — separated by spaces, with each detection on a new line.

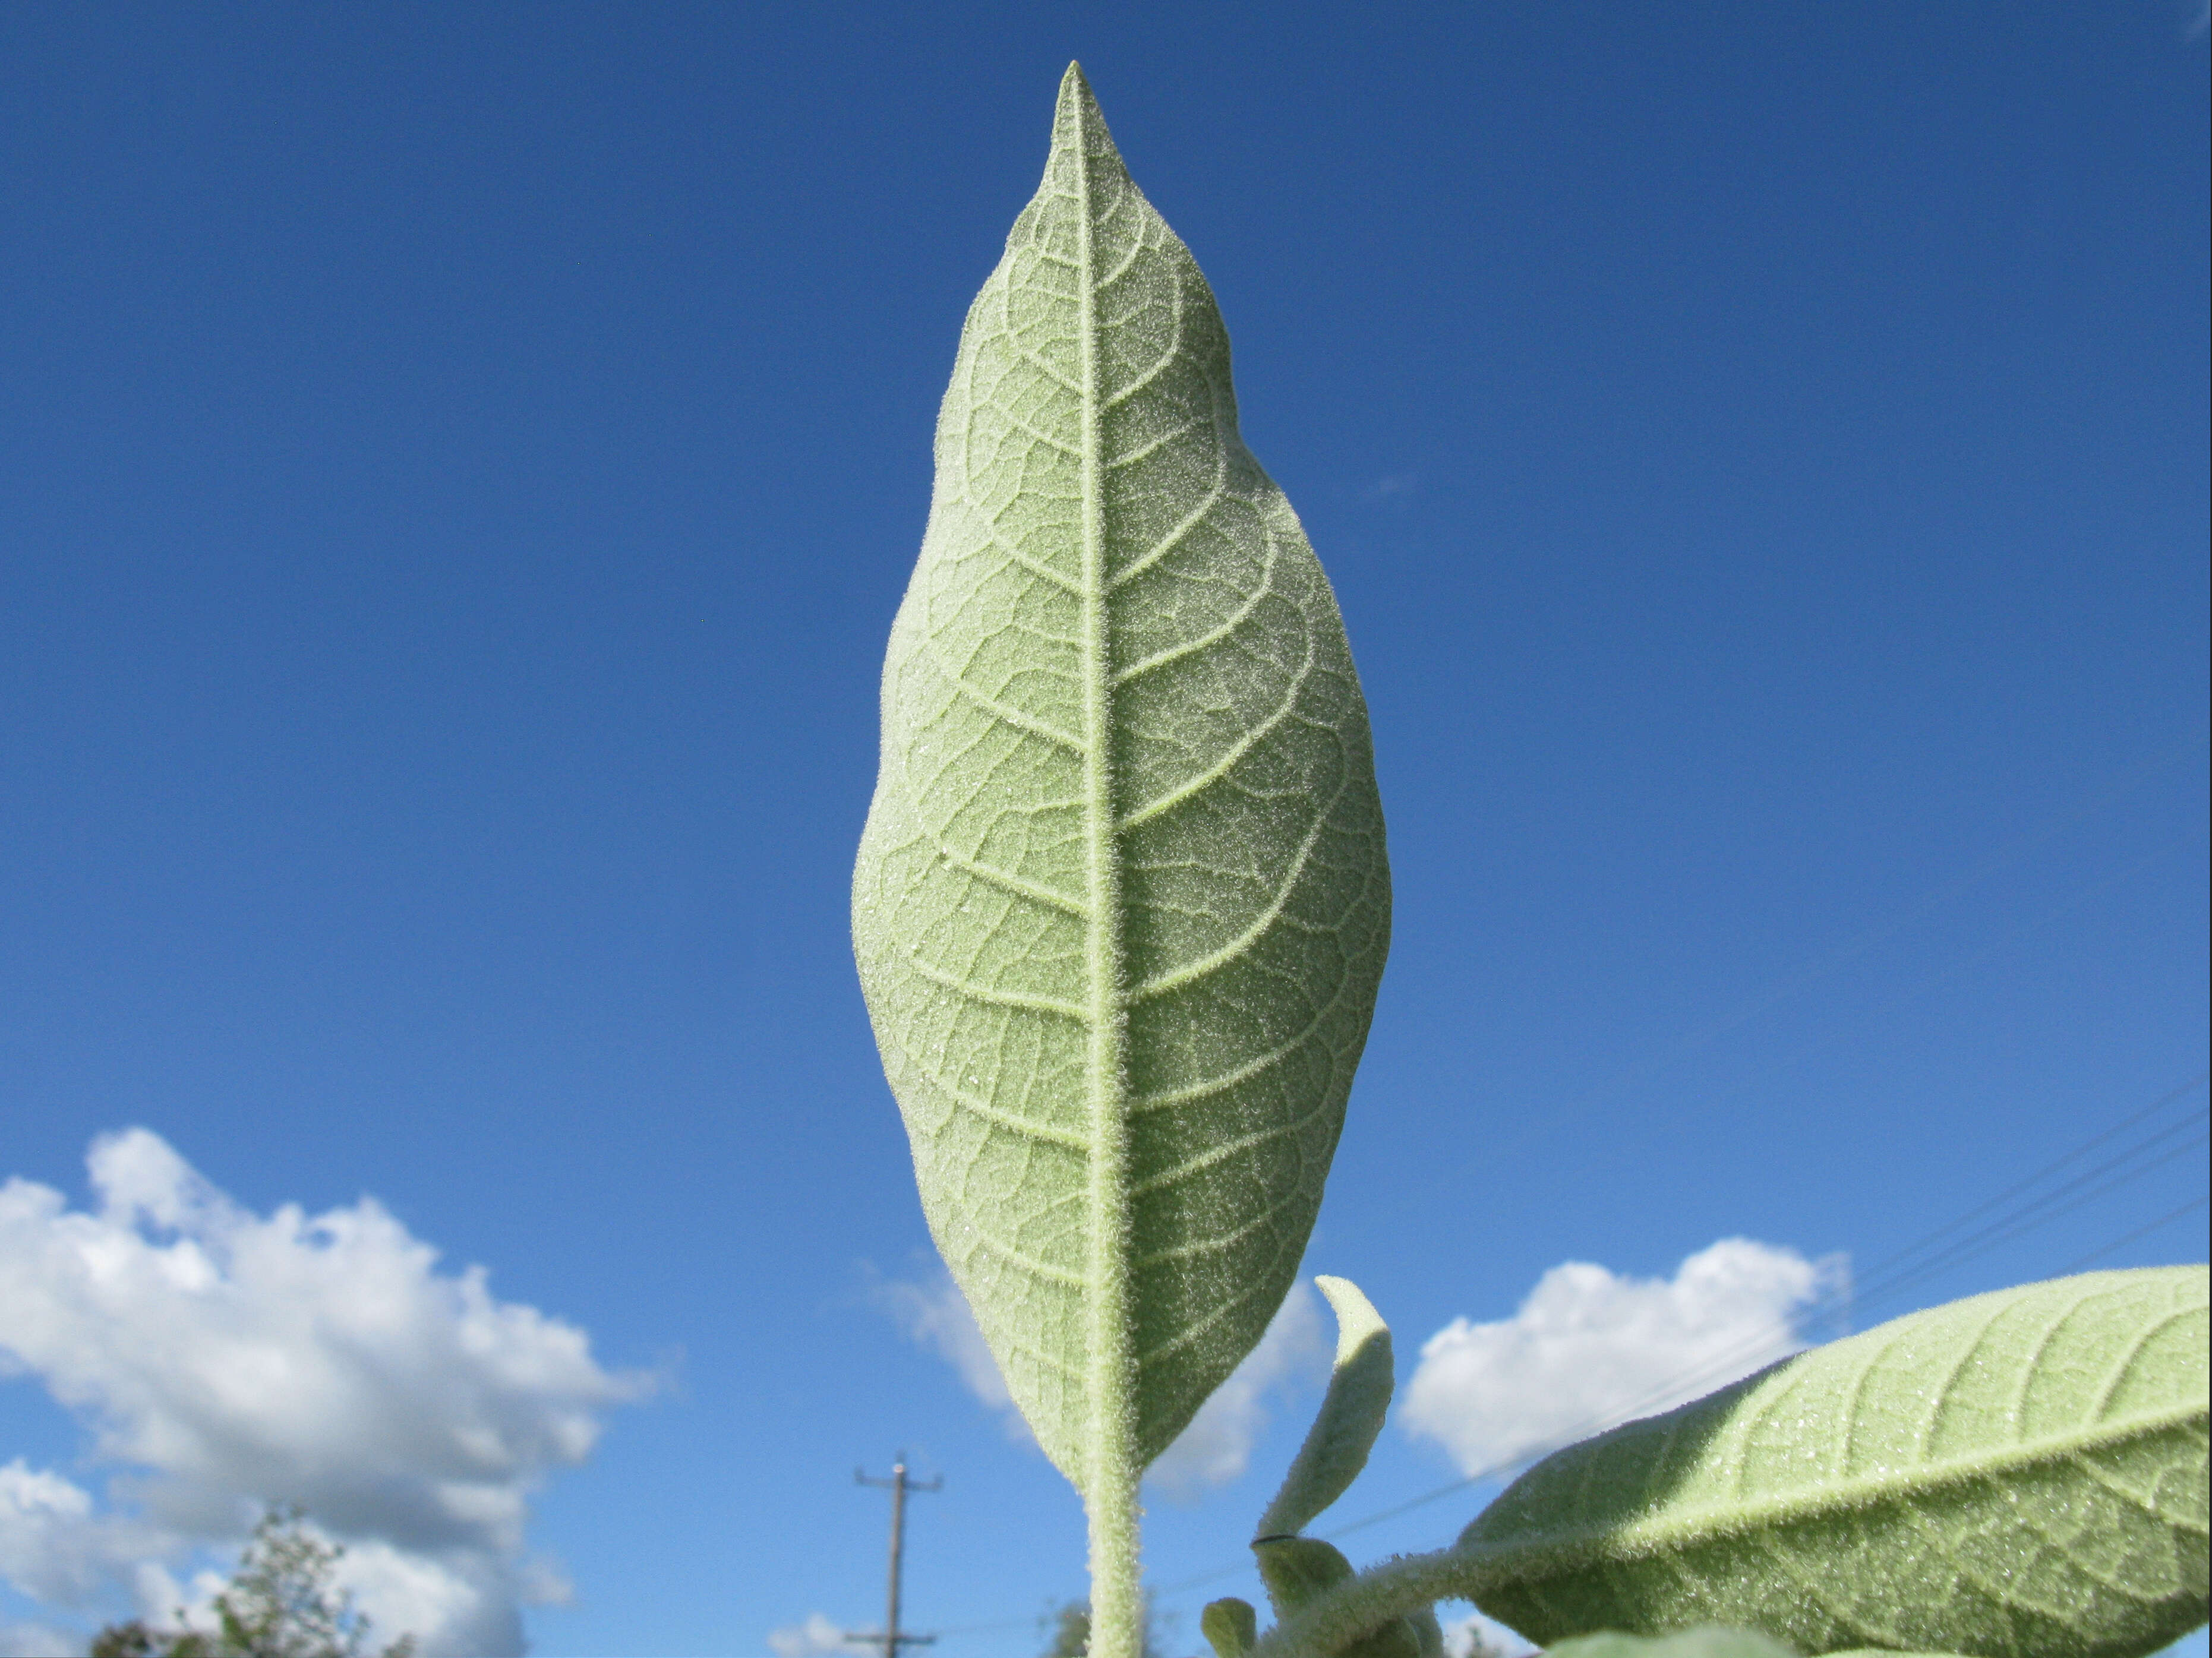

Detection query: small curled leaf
xmin=1255 ymin=1535 xmax=1356 ymax=1615
xmin=1257 ymin=1276 xmax=1394 ymax=1539
xmin=1204 ymin=1599 xmax=1260 ymax=1658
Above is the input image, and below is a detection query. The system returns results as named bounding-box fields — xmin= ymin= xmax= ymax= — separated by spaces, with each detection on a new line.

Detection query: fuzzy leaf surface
xmin=1542 ymin=1632 xmax=1798 ymax=1658
xmin=1258 ymin=1275 xmax=1395 ymax=1539
xmin=1459 ymin=1267 xmax=2209 ymax=1658
xmin=1204 ymin=1600 xmax=1259 ymax=1658
xmin=852 ymin=67 xmax=1389 ymax=1489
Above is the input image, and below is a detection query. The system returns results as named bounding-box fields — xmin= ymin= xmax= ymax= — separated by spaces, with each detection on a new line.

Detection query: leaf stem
xmin=1247 ymin=1548 xmax=1509 ymax=1658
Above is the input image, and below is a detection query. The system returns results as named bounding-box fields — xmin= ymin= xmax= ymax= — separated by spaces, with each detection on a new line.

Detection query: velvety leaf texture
xmin=1257 ymin=1275 xmax=1395 ymax=1540
xmin=852 ymin=65 xmax=1390 ymax=1489
xmin=1543 ymin=1631 xmax=1799 ymax=1658
xmin=1459 ymin=1267 xmax=2210 ymax=1658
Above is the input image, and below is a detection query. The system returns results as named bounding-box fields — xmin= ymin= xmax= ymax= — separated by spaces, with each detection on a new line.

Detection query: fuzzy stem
xmin=1247 ymin=1547 xmax=1516 ymax=1658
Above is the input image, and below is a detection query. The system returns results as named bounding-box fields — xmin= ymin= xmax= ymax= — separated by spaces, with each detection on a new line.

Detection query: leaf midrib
xmin=1071 ymin=87 xmax=1138 ymax=1507
xmin=1472 ymin=1397 xmax=2209 ymax=1577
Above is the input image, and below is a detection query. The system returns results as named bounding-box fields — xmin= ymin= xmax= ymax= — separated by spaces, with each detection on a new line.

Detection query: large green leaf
xmin=1545 ymin=1632 xmax=1964 ymax=1658
xmin=1542 ymin=1632 xmax=1798 ymax=1658
xmin=1460 ymin=1267 xmax=2209 ymax=1658
xmin=851 ymin=64 xmax=1390 ymax=1499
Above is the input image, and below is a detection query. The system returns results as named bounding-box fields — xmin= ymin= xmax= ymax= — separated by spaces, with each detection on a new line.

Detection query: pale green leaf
xmin=1542 ymin=1637 xmax=1966 ymax=1658
xmin=852 ymin=62 xmax=1390 ymax=1499
xmin=1204 ymin=1600 xmax=1260 ymax=1658
xmin=1542 ymin=1631 xmax=1797 ymax=1658
xmin=1257 ymin=1536 xmax=1359 ymax=1614
xmin=1457 ymin=1267 xmax=2209 ymax=1658
xmin=1255 ymin=1539 xmax=1426 ymax=1658
xmin=1258 ymin=1275 xmax=1396 ymax=1539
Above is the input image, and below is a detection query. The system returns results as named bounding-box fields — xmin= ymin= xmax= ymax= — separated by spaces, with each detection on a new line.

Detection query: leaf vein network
xmin=1112 ymin=536 xmax=1282 ymax=686
xmin=1107 ymin=478 xmax=1228 ymax=593
xmin=1135 ymin=1257 xmax=1304 ymax=1370
xmin=1127 ymin=1091 xmax=1337 ymax=1196
xmin=1130 ymin=918 xmax=1383 ymax=1114
xmin=898 ymin=948 xmax=1087 ymax=1022
xmin=881 ymin=1024 xmax=1090 ymax=1150
xmin=957 ymin=1220 xmax=1088 ymax=1289
xmin=903 ymin=829 xmax=1088 ymax=919
xmin=1103 ymin=418 xmax=1204 ymax=472
xmin=1494 ymin=1403 xmax=2209 ymax=1569
xmin=1115 ymin=618 xmax=1320 ymax=832
xmin=930 ymin=664 xmax=1086 ymax=754
xmin=1131 ymin=1185 xmax=1306 ymax=1271
xmin=967 ymin=526 xmax=1086 ymax=598
xmin=2091 ymin=1302 xmax=2200 ymax=1419
xmin=1128 ymin=762 xmax=1351 ymax=1002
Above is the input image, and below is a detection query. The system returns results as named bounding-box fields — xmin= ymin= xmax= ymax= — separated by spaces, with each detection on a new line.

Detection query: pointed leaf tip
xmin=1048 ymin=59 xmax=1124 ymax=170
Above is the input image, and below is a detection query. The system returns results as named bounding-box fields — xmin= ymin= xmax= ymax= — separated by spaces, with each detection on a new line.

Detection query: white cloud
xmin=1402 ymin=1238 xmax=1847 ymax=1477
xmin=873 ymin=1267 xmax=1330 ymax=1500
xmin=1145 ymin=1282 xmax=1328 ymax=1502
xmin=768 ymin=1611 xmax=871 ymax=1658
xmin=0 ymin=1458 xmax=182 ymax=1642
xmin=0 ymin=1621 xmax=82 ymax=1658
xmin=0 ymin=1129 xmax=651 ymax=1657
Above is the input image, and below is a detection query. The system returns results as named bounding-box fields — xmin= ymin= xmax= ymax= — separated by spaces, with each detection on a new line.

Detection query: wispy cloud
xmin=0 ymin=1130 xmax=652 ymax=1657
xmin=768 ymin=1611 xmax=873 ymax=1658
xmin=867 ymin=1268 xmax=1028 ymax=1443
xmin=0 ymin=1620 xmax=83 ymax=1658
xmin=1402 ymin=1238 xmax=1847 ymax=1477
xmin=872 ymin=1268 xmax=1329 ymax=1499
xmin=1145 ymin=1282 xmax=1327 ymax=1502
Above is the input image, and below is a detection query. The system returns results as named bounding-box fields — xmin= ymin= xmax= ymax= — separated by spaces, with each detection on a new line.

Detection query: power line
xmin=1144 ymin=1070 xmax=2210 ymax=1605
xmin=1847 ymin=1073 xmax=2206 ymax=1294
xmin=2060 ymin=1193 xmax=2210 ymax=1275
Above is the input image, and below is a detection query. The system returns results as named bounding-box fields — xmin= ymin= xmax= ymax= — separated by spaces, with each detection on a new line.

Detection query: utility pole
xmin=848 ymin=1457 xmax=941 ymax=1658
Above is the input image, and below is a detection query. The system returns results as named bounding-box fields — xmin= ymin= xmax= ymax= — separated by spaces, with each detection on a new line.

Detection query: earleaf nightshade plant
xmin=853 ymin=65 xmax=2210 ymax=1658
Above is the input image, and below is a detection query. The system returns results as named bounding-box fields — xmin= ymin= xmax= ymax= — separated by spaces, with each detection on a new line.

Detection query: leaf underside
xmin=853 ymin=67 xmax=1389 ymax=1486
xmin=1257 ymin=1274 xmax=1395 ymax=1539
xmin=1542 ymin=1631 xmax=1798 ymax=1658
xmin=1460 ymin=1267 xmax=2210 ymax=1658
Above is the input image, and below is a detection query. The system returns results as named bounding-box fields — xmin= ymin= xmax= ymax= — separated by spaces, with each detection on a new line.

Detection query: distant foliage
xmin=89 ymin=1509 xmax=415 ymax=1658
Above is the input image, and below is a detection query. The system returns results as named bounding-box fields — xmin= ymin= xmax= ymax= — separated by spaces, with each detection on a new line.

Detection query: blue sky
xmin=1 ymin=5 xmax=2205 ymax=1656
